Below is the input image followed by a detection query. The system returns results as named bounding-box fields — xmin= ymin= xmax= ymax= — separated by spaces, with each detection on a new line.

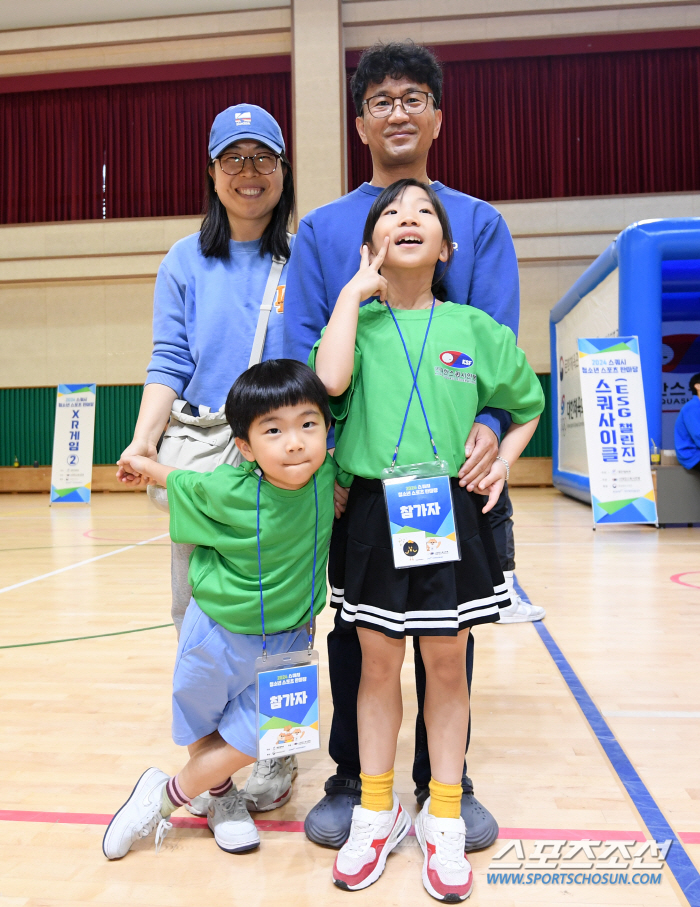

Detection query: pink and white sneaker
xmin=415 ymin=797 xmax=474 ymax=901
xmin=332 ymin=792 xmax=411 ymax=891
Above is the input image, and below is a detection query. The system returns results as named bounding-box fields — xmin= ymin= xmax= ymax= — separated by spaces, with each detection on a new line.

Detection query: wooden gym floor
xmin=1 ymin=487 xmax=699 ymax=907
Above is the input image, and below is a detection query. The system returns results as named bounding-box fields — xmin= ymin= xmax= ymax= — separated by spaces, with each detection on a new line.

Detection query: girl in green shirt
xmin=313 ymin=180 xmax=544 ymax=901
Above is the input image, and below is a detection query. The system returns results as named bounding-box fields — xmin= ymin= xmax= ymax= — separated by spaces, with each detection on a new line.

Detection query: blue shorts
xmin=172 ymin=599 xmax=308 ymax=757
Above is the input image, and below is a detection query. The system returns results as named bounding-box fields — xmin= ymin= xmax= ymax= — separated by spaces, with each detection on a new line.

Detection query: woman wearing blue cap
xmin=116 ymin=103 xmax=298 ymax=832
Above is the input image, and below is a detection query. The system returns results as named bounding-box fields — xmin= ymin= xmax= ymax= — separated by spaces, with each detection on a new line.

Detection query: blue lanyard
xmin=386 ymin=297 xmax=440 ymax=469
xmin=257 ymin=473 xmax=318 ymax=655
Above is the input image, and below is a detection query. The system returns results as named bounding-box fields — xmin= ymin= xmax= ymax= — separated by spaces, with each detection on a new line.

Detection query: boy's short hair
xmin=362 ymin=178 xmax=454 ymax=301
xmin=690 ymin=373 xmax=700 ymax=395
xmin=350 ymin=41 xmax=443 ymax=116
xmin=226 ymin=359 xmax=332 ymax=441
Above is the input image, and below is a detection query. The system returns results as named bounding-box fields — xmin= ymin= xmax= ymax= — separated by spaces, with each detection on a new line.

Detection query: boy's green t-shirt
xmin=166 ymin=454 xmax=338 ymax=635
xmin=309 ymin=301 xmax=545 ymax=480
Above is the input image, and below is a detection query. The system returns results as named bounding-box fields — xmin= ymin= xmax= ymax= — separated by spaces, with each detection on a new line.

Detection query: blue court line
xmin=514 ymin=578 xmax=700 ymax=906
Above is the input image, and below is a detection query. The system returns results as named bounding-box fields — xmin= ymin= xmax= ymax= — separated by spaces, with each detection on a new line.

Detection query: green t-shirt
xmin=310 ymin=301 xmax=545 ymax=479
xmin=167 ymin=454 xmax=338 ymax=635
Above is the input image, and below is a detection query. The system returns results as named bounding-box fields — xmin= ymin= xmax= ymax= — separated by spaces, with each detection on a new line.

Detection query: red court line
xmin=670 ymin=571 xmax=700 ymax=590
xmin=1 ymin=810 xmax=697 ymax=842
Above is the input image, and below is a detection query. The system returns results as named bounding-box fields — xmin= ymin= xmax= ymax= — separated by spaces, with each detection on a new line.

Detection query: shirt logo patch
xmin=439 ymin=350 xmax=473 ymax=369
xmin=235 ymin=112 xmax=252 ymax=125
xmin=274 ymin=285 xmax=285 ymax=314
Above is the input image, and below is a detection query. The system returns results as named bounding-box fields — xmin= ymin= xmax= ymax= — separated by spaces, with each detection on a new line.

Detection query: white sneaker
xmin=243 ymin=755 xmax=298 ymax=812
xmin=102 ymin=767 xmax=171 ymax=860
xmin=186 ymin=790 xmax=212 ymax=817
xmin=333 ymin=792 xmax=411 ymax=890
xmin=415 ymin=798 xmax=473 ymax=901
xmin=498 ymin=571 xmax=545 ymax=623
xmin=207 ymin=786 xmax=260 ymax=853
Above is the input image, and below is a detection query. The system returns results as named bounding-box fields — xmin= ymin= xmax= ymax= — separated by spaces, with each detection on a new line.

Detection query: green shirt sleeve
xmin=308 ymin=330 xmax=362 ymax=422
xmin=167 ymin=468 xmax=233 ymax=547
xmin=476 ymin=320 xmax=545 ymax=425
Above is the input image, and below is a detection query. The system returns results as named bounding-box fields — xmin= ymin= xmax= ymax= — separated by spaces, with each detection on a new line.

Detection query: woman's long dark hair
xmin=199 ymin=150 xmax=295 ymax=261
xmin=362 ymin=178 xmax=454 ymax=300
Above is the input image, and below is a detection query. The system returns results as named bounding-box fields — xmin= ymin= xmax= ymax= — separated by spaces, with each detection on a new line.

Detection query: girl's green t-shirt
xmin=167 ymin=454 xmax=338 ymax=635
xmin=310 ymin=301 xmax=545 ymax=480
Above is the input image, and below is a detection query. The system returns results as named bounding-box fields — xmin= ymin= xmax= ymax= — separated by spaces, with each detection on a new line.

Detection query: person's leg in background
xmin=171 ymin=542 xmax=196 ymax=637
xmin=488 ymin=483 xmax=545 ymax=623
xmin=304 ymin=509 xmax=364 ymax=847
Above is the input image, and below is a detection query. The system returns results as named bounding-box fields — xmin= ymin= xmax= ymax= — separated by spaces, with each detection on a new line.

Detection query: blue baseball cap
xmin=208 ymin=104 xmax=285 ymax=159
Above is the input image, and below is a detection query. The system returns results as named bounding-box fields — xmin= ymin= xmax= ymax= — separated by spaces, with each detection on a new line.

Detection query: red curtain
xmin=347 ymin=47 xmax=700 ymax=200
xmin=0 ymin=72 xmax=291 ymax=224
xmin=2 ymin=47 xmax=699 ymax=223
xmin=0 ymin=87 xmax=107 ymax=223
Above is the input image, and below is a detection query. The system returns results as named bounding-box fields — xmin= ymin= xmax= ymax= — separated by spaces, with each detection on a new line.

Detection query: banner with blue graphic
xmin=256 ymin=657 xmax=320 ymax=759
xmin=578 ymin=338 xmax=657 ymax=526
xmin=383 ymin=470 xmax=460 ymax=568
xmin=50 ymin=384 xmax=96 ymax=505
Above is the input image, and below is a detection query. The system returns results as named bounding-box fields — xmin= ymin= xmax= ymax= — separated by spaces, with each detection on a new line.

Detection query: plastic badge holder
xmin=381 ymin=460 xmax=461 ymax=569
xmin=254 ymin=649 xmax=320 ymax=760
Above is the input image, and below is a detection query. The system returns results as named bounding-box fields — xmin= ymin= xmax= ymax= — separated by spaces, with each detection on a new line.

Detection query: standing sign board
xmin=578 ymin=338 xmax=657 ymax=526
xmin=50 ymin=384 xmax=96 ymax=504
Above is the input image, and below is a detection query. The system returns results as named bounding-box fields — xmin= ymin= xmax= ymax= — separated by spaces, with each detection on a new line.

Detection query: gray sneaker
xmin=243 ymin=756 xmax=298 ymax=812
xmin=186 ymin=790 xmax=213 ymax=818
xmin=102 ymin=767 xmax=170 ymax=860
xmin=207 ymin=786 xmax=260 ymax=853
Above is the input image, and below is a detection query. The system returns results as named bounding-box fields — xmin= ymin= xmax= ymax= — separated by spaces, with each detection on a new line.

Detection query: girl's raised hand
xmin=344 ymin=237 xmax=389 ymax=303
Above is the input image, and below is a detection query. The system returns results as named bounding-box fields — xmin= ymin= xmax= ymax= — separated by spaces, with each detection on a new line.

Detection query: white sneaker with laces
xmin=243 ymin=755 xmax=298 ymax=812
xmin=332 ymin=792 xmax=411 ymax=890
xmin=498 ymin=571 xmax=545 ymax=624
xmin=415 ymin=798 xmax=473 ymax=902
xmin=207 ymin=785 xmax=260 ymax=853
xmin=102 ymin=767 xmax=170 ymax=860
xmin=186 ymin=789 xmax=212 ymax=817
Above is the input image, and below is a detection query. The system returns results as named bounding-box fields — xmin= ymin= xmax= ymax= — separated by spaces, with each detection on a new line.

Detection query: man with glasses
xmin=284 ymin=41 xmax=543 ymax=852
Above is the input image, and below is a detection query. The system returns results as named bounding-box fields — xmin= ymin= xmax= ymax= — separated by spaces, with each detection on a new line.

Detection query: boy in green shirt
xmin=103 ymin=360 xmax=344 ymax=860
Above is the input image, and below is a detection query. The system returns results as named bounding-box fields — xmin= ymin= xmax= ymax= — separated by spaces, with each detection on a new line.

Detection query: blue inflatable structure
xmin=550 ymin=219 xmax=700 ymax=502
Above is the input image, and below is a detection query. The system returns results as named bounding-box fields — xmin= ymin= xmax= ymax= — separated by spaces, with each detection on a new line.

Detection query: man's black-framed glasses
xmin=362 ymin=90 xmax=436 ymax=118
xmin=218 ymin=151 xmax=280 ymax=176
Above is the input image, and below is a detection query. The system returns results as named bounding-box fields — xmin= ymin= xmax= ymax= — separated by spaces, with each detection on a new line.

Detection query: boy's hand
xmin=334 ymin=481 xmax=350 ymax=519
xmin=343 ymin=238 xmax=389 ymax=303
xmin=119 ymin=455 xmax=158 ymax=486
xmin=117 ymin=440 xmax=157 ymax=484
xmin=476 ymin=458 xmax=508 ymax=514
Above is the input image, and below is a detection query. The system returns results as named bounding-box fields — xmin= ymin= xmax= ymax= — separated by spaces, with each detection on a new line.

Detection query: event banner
xmin=50 ymin=384 xmax=96 ymax=504
xmin=578 ymin=338 xmax=657 ymax=526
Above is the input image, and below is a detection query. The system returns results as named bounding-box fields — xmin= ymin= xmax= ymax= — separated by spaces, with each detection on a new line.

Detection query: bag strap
xmin=248 ymin=236 xmax=291 ymax=368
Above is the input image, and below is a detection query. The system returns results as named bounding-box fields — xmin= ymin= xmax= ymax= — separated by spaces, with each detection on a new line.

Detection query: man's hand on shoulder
xmin=458 ymin=423 xmax=499 ymax=491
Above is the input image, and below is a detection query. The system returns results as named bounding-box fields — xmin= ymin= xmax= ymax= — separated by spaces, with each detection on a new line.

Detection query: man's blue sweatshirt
xmin=675 ymin=394 xmax=700 ymax=469
xmin=146 ymin=234 xmax=293 ymax=411
xmin=283 ymin=181 xmax=520 ymax=437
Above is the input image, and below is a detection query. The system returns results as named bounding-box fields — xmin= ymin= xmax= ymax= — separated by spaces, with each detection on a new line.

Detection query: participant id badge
xmin=254 ymin=649 xmax=320 ymax=760
xmin=382 ymin=460 xmax=461 ymax=569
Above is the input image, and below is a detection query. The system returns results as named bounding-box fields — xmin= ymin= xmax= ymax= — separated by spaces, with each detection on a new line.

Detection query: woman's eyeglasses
xmin=218 ymin=152 xmax=280 ymax=176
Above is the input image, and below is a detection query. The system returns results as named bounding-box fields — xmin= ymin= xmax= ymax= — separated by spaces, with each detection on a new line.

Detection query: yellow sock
xmin=360 ymin=769 xmax=394 ymax=812
xmin=428 ymin=778 xmax=462 ymax=819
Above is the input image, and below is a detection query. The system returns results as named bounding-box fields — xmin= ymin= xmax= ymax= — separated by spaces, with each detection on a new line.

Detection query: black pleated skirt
xmin=329 ymin=476 xmax=511 ymax=639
